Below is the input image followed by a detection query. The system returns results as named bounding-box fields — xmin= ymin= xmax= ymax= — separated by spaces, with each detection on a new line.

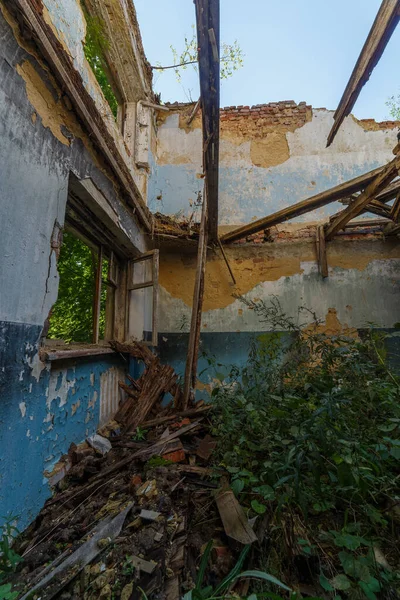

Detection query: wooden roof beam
xmin=220 ymin=165 xmax=384 ymax=244
xmin=327 ymin=0 xmax=400 ymax=147
xmin=325 ymin=154 xmax=400 ymax=240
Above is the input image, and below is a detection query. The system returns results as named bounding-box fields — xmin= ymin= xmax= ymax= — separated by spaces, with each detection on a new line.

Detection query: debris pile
xmin=153 ymin=213 xmax=200 ymax=240
xmin=8 ymin=342 xmax=257 ymax=600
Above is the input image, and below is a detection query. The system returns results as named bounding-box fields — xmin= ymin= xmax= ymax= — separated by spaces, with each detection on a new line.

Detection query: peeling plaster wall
xmin=156 ymin=238 xmax=400 ymax=393
xmin=38 ymin=0 xmax=150 ymax=201
xmin=149 ymin=104 xmax=399 ymax=225
xmin=0 ymin=11 xmax=145 ymax=530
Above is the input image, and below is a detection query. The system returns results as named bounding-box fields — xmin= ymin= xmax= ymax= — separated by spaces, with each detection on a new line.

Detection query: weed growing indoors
xmin=209 ymin=298 xmax=400 ymax=599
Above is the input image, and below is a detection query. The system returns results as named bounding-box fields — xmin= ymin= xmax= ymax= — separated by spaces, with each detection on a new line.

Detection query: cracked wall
xmin=0 ymin=8 xmax=146 ymax=530
xmin=156 ymin=236 xmax=400 ymax=397
xmin=149 ymin=102 xmax=399 ymax=226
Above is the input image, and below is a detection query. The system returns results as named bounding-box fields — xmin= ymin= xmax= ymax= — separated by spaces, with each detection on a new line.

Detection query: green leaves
xmin=209 ymin=298 xmax=400 ymax=600
xmin=0 ymin=584 xmax=18 ymax=600
xmin=251 ymin=500 xmax=266 ymax=514
xmin=331 ymin=574 xmax=351 ymax=591
xmin=331 ymin=531 xmax=370 ymax=551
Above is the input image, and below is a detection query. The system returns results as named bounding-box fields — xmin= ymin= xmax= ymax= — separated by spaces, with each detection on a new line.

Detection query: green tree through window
xmin=47 ymin=231 xmax=108 ymax=343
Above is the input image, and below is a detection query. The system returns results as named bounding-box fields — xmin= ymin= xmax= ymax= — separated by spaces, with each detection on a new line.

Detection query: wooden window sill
xmin=40 ymin=344 xmax=116 ymax=362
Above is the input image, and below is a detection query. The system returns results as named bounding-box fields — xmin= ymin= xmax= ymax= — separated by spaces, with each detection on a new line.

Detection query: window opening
xmin=47 ymin=230 xmax=114 ymax=345
xmin=127 ymin=250 xmax=159 ymax=346
xmin=83 ymin=12 xmax=119 ymax=119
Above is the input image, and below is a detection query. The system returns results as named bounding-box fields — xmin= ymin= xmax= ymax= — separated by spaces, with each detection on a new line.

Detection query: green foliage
xmin=0 ymin=516 xmax=22 ymax=596
xmin=386 ymin=95 xmax=400 ymax=120
xmin=184 ymin=543 xmax=300 ymax=600
xmin=83 ymin=13 xmax=118 ymax=118
xmin=0 ymin=584 xmax=18 ymax=600
xmin=153 ymin=24 xmax=244 ymax=97
xmin=47 ymin=231 xmax=107 ymax=343
xmin=145 ymin=456 xmax=173 ymax=469
xmin=209 ymin=297 xmax=400 ymax=599
xmin=122 ymin=555 xmax=135 ymax=576
xmin=132 ymin=427 xmax=148 ymax=441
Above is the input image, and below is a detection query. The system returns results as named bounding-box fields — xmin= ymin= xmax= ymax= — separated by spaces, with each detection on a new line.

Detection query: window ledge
xmin=40 ymin=344 xmax=116 ymax=362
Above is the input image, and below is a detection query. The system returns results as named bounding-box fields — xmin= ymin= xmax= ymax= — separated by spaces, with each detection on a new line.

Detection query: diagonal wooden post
xmin=182 ymin=188 xmax=208 ymax=409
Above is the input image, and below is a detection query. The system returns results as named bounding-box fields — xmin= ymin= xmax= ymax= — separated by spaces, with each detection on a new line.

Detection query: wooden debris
xmin=141 ymin=405 xmax=211 ymax=428
xmin=391 ymin=190 xmax=400 ymax=222
xmin=215 ymin=489 xmax=258 ymax=545
xmin=196 ymin=434 xmax=217 ymax=461
xmin=326 ymin=154 xmax=400 ymax=240
xmin=20 ymin=503 xmax=134 ymax=600
xmin=133 ymin=421 xmax=203 ymax=459
xmin=175 ymin=464 xmax=211 ymax=476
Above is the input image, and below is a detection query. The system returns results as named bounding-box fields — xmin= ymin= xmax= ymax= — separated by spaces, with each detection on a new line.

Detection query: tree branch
xmin=151 ymin=59 xmax=198 ymax=70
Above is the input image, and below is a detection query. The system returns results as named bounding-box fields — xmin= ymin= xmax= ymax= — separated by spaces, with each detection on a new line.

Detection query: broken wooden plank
xmin=132 ymin=420 xmax=203 ymax=459
xmin=220 ymin=165 xmax=385 ymax=243
xmin=217 ymin=237 xmax=236 ymax=284
xmin=216 ymin=489 xmax=257 ymax=544
xmin=316 ymin=225 xmax=328 ymax=278
xmin=196 ymin=434 xmax=217 ymax=461
xmin=182 ymin=189 xmax=208 ymax=409
xmin=391 ymin=190 xmax=400 ymax=221
xmin=327 ymin=0 xmax=400 ymax=146
xmin=344 ymin=218 xmax=390 ymax=228
xmin=187 ymin=97 xmax=201 ymax=125
xmin=384 ymin=221 xmax=400 ymax=235
xmin=326 ymin=154 xmax=400 ymax=240
xmin=175 ymin=464 xmax=211 ymax=476
xmin=110 ymin=339 xmax=156 ymax=365
xmin=141 ymin=405 xmax=211 ymax=428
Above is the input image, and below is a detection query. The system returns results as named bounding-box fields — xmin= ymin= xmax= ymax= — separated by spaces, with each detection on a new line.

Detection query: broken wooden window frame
xmin=45 ymin=222 xmax=122 ymax=348
xmin=126 ymin=250 xmax=159 ymax=347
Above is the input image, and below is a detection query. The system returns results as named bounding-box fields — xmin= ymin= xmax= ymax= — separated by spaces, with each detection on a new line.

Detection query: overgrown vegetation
xmin=47 ymin=231 xmax=108 ymax=343
xmin=209 ymin=298 xmax=400 ymax=599
xmin=0 ymin=517 xmax=21 ymax=600
xmin=83 ymin=13 xmax=118 ymax=118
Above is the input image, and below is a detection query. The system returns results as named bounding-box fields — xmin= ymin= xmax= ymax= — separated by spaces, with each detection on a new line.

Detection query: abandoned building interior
xmin=1 ymin=0 xmax=400 ymax=598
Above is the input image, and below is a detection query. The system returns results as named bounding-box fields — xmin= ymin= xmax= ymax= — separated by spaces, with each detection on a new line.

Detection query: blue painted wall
xmin=0 ymin=11 xmax=137 ymax=531
xmin=0 ymin=319 xmax=126 ymax=529
xmin=156 ymin=329 xmax=400 ymax=403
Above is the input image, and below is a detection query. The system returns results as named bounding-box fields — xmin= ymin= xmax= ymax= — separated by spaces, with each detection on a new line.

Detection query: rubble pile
xmin=8 ymin=342 xmax=248 ymax=600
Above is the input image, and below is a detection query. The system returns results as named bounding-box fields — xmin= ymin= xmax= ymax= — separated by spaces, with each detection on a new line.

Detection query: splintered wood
xmin=111 ymin=340 xmax=182 ymax=431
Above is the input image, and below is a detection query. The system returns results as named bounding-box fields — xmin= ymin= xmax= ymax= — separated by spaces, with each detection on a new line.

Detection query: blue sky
xmin=135 ymin=0 xmax=400 ymax=121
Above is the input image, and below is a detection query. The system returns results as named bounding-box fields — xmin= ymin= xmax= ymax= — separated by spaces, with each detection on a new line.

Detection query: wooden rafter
xmin=391 ymin=190 xmax=400 ymax=221
xmin=327 ymin=0 xmax=400 ymax=146
xmin=325 ymin=154 xmax=400 ymax=240
xmin=220 ymin=165 xmax=384 ymax=244
xmin=195 ymin=0 xmax=220 ymax=242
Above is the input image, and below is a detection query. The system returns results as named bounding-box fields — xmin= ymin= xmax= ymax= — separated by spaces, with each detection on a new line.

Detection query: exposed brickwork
xmin=160 ymin=100 xmax=400 ymax=134
xmin=220 ymin=100 xmax=311 ymax=125
xmin=232 ymin=224 xmax=384 ymax=245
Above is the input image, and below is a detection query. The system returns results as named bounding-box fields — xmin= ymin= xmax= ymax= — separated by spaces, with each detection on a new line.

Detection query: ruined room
xmin=1 ymin=0 xmax=400 ymax=598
